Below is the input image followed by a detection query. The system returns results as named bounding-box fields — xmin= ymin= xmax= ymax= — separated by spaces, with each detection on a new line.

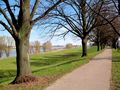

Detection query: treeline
xmin=89 ymin=18 xmax=120 ymax=51
xmin=0 ymin=36 xmax=14 ymax=57
xmin=45 ymin=0 xmax=120 ymax=56
xmin=29 ymin=41 xmax=52 ymax=54
xmin=29 ymin=41 xmax=78 ymax=54
xmin=0 ymin=37 xmax=77 ymax=58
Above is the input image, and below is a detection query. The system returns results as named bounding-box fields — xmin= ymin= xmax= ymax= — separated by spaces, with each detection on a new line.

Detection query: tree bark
xmin=16 ymin=38 xmax=31 ymax=76
xmin=112 ymin=39 xmax=117 ymax=49
xmin=97 ymin=30 xmax=100 ymax=51
xmin=81 ymin=37 xmax=87 ymax=57
xmin=97 ymin=38 xmax=100 ymax=51
xmin=11 ymin=32 xmax=37 ymax=84
xmin=97 ymin=42 xmax=100 ymax=51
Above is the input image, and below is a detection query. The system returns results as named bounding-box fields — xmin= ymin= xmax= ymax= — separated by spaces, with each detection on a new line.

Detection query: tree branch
xmin=118 ymin=0 xmax=120 ymax=14
xmin=31 ymin=0 xmax=64 ymax=25
xmin=0 ymin=7 xmax=17 ymax=35
xmin=0 ymin=21 xmax=13 ymax=35
xmin=30 ymin=0 xmax=40 ymax=19
xmin=2 ymin=0 xmax=18 ymax=27
xmin=87 ymin=2 xmax=120 ymax=36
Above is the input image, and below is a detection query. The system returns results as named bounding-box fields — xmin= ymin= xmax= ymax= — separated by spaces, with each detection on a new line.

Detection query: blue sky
xmin=28 ymin=28 xmax=81 ymax=45
xmin=0 ymin=0 xmax=82 ymax=46
xmin=0 ymin=27 xmax=81 ymax=46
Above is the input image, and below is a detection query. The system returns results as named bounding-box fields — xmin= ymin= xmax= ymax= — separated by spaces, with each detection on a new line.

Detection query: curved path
xmin=45 ymin=49 xmax=112 ymax=90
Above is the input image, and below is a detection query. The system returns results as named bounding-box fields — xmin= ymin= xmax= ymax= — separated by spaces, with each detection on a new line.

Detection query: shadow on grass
xmin=92 ymin=57 xmax=112 ymax=61
xmin=31 ymin=53 xmax=80 ymax=60
xmin=33 ymin=59 xmax=82 ymax=73
xmin=0 ymin=70 xmax=16 ymax=83
xmin=31 ymin=53 xmax=81 ymax=67
xmin=0 ymin=70 xmax=15 ymax=78
xmin=112 ymin=56 xmax=120 ymax=62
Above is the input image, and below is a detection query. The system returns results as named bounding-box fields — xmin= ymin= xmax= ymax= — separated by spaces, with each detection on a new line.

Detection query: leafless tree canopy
xmin=0 ymin=0 xmax=64 ymax=84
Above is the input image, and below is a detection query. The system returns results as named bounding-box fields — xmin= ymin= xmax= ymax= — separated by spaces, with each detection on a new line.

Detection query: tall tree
xmin=90 ymin=24 xmax=116 ymax=50
xmin=87 ymin=0 xmax=120 ymax=36
xmin=47 ymin=0 xmax=107 ymax=57
xmin=89 ymin=1 xmax=118 ymax=51
xmin=0 ymin=0 xmax=64 ymax=84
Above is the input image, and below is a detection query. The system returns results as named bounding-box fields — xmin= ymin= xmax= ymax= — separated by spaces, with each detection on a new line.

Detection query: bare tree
xmin=4 ymin=36 xmax=14 ymax=57
xmin=90 ymin=24 xmax=116 ymax=50
xmin=87 ymin=0 xmax=120 ymax=36
xmin=34 ymin=41 xmax=41 ymax=54
xmin=89 ymin=1 xmax=118 ymax=51
xmin=43 ymin=41 xmax=52 ymax=52
xmin=0 ymin=0 xmax=64 ymax=84
xmin=66 ymin=43 xmax=73 ymax=49
xmin=47 ymin=0 xmax=109 ymax=57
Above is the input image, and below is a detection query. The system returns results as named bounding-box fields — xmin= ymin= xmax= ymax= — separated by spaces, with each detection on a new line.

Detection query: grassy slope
xmin=111 ymin=49 xmax=120 ymax=90
xmin=0 ymin=46 xmax=100 ymax=90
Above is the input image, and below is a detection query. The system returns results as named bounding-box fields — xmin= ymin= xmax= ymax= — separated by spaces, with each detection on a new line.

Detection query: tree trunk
xmin=112 ymin=39 xmax=117 ymax=49
xmin=101 ymin=44 xmax=103 ymax=50
xmin=16 ymin=38 xmax=31 ymax=75
xmin=81 ymin=37 xmax=87 ymax=57
xmin=97 ymin=31 xmax=100 ymax=51
xmin=11 ymin=35 xmax=37 ymax=84
xmin=97 ymin=42 xmax=100 ymax=51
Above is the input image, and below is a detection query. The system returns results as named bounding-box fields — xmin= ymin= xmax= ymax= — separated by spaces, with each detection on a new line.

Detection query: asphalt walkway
xmin=45 ymin=49 xmax=112 ymax=90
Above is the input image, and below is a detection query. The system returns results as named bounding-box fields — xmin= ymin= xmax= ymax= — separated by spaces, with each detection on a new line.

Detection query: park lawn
xmin=0 ymin=46 xmax=100 ymax=90
xmin=111 ymin=49 xmax=120 ymax=90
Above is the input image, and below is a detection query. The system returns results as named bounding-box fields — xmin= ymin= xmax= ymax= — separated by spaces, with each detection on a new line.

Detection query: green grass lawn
xmin=111 ymin=49 xmax=120 ymax=90
xmin=0 ymin=46 xmax=100 ymax=90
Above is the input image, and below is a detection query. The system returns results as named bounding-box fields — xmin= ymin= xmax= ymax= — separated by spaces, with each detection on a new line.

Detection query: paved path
xmin=45 ymin=49 xmax=112 ymax=90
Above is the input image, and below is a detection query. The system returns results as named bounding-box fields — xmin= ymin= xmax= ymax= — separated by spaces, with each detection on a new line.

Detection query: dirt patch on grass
xmin=3 ymin=76 xmax=52 ymax=90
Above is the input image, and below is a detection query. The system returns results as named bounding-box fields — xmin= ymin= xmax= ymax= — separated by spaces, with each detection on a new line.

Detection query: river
xmin=1 ymin=46 xmax=65 ymax=58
